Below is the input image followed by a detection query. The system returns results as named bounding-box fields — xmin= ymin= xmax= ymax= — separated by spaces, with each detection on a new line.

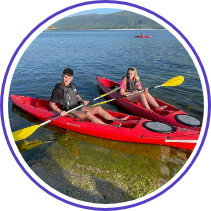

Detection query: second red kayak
xmin=96 ymin=76 xmax=202 ymax=131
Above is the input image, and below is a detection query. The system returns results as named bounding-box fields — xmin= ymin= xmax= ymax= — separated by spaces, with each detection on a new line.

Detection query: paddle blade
xmin=162 ymin=76 xmax=184 ymax=87
xmin=16 ymin=140 xmax=44 ymax=152
xmin=12 ymin=125 xmax=40 ymax=141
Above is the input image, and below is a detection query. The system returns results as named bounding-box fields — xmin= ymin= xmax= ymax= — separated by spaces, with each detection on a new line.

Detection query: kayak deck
xmin=10 ymin=94 xmax=199 ymax=150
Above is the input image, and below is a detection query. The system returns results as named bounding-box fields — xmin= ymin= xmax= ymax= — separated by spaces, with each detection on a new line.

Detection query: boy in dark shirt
xmin=50 ymin=68 xmax=128 ymax=125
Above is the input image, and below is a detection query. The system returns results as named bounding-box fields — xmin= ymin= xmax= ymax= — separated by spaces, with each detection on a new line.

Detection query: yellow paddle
xmin=152 ymin=75 xmax=184 ymax=88
xmin=92 ymin=76 xmax=184 ymax=106
xmin=12 ymin=86 xmax=120 ymax=141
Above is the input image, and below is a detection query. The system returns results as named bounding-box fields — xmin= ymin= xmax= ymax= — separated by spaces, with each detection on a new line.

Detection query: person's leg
xmin=144 ymin=91 xmax=159 ymax=108
xmin=126 ymin=92 xmax=167 ymax=110
xmin=72 ymin=110 xmax=107 ymax=124
xmin=126 ymin=93 xmax=151 ymax=110
xmin=144 ymin=91 xmax=167 ymax=109
xmin=82 ymin=106 xmax=129 ymax=121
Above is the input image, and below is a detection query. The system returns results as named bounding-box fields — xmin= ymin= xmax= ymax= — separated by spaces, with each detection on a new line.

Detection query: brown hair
xmin=63 ymin=68 xmax=73 ymax=76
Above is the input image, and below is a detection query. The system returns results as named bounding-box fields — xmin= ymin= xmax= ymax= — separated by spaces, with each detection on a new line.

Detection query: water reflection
xmin=10 ymin=104 xmax=192 ymax=203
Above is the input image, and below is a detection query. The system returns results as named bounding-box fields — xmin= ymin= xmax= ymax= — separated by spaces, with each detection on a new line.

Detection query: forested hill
xmin=53 ymin=10 xmax=164 ymax=30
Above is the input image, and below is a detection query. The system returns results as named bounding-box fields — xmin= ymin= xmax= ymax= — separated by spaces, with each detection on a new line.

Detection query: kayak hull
xmin=10 ymin=94 xmax=199 ymax=150
xmin=96 ymin=76 xmax=201 ymax=131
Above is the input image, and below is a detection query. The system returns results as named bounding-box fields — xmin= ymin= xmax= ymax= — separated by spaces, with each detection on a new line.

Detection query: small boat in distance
xmin=135 ymin=35 xmax=152 ymax=38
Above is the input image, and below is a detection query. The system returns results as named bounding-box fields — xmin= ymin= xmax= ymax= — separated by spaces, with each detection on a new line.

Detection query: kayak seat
xmin=125 ymin=100 xmax=145 ymax=108
xmin=35 ymin=101 xmax=48 ymax=109
xmin=121 ymin=98 xmax=142 ymax=105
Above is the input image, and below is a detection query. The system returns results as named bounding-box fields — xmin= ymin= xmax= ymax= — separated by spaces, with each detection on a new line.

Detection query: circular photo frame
xmin=1 ymin=1 xmax=210 ymax=210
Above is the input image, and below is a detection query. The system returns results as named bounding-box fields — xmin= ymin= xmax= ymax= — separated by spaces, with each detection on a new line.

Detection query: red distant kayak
xmin=10 ymin=94 xmax=199 ymax=150
xmin=96 ymin=76 xmax=202 ymax=131
xmin=135 ymin=36 xmax=152 ymax=38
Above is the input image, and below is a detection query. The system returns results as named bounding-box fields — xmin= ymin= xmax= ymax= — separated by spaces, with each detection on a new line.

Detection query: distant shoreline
xmin=85 ymin=29 xmax=166 ymax=30
xmin=45 ymin=28 xmax=166 ymax=31
xmin=45 ymin=29 xmax=57 ymax=31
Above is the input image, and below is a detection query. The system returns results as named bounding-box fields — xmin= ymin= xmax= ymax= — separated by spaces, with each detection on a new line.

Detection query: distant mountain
xmin=45 ymin=25 xmax=57 ymax=30
xmin=53 ymin=10 xmax=164 ymax=30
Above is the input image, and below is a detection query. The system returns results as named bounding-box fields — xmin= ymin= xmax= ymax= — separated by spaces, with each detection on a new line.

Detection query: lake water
xmin=9 ymin=30 xmax=203 ymax=203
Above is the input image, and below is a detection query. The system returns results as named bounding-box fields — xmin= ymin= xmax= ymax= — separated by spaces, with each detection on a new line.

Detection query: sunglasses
xmin=128 ymin=68 xmax=135 ymax=71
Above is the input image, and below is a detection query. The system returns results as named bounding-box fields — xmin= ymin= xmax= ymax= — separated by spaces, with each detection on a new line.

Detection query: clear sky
xmin=70 ymin=8 xmax=122 ymax=16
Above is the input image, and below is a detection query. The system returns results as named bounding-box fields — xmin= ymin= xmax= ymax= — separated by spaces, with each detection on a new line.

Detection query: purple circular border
xmin=1 ymin=0 xmax=210 ymax=210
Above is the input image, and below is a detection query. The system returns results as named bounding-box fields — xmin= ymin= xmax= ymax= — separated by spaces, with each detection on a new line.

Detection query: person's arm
xmin=77 ymin=94 xmax=83 ymax=102
xmin=137 ymin=81 xmax=149 ymax=92
xmin=77 ymin=94 xmax=89 ymax=106
xmin=49 ymin=102 xmax=67 ymax=116
xmin=120 ymin=79 xmax=131 ymax=96
xmin=137 ymin=81 xmax=143 ymax=91
xmin=49 ymin=87 xmax=67 ymax=116
xmin=120 ymin=88 xmax=131 ymax=96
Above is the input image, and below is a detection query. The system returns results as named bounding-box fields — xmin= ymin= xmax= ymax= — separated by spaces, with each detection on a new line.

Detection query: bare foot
xmin=159 ymin=105 xmax=167 ymax=110
xmin=118 ymin=115 xmax=129 ymax=121
xmin=148 ymin=109 xmax=153 ymax=113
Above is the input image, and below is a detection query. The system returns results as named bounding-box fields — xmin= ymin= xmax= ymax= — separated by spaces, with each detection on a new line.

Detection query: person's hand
xmin=144 ymin=88 xmax=148 ymax=92
xmin=59 ymin=110 xmax=67 ymax=116
xmin=83 ymin=101 xmax=89 ymax=106
xmin=133 ymin=90 xmax=139 ymax=94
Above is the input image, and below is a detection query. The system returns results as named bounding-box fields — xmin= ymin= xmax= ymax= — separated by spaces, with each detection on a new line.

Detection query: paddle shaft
xmin=40 ymin=104 xmax=83 ymax=127
xmin=130 ymin=85 xmax=162 ymax=94
xmin=89 ymin=86 xmax=120 ymax=103
xmin=92 ymin=85 xmax=162 ymax=106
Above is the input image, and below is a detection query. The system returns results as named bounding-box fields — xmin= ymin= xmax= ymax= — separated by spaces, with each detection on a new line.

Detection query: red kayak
xmin=135 ymin=36 xmax=152 ymax=38
xmin=10 ymin=94 xmax=199 ymax=150
xmin=96 ymin=76 xmax=202 ymax=131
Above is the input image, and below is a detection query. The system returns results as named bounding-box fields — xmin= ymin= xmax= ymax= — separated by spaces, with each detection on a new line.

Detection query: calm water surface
xmin=9 ymin=30 xmax=203 ymax=203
